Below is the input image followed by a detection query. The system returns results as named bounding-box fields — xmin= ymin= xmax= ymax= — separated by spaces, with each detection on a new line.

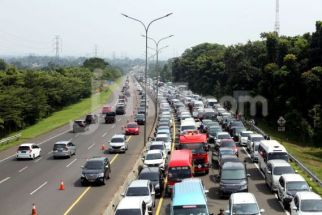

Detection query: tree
xmin=83 ymin=58 xmax=109 ymax=71
xmin=0 ymin=59 xmax=7 ymax=71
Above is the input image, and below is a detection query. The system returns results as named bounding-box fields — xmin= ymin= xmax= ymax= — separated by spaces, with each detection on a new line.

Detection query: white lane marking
xmin=242 ymin=147 xmax=290 ymax=215
xmin=0 ymin=130 xmax=68 ymax=163
xmin=34 ymin=157 xmax=42 ymax=163
xmin=88 ymin=143 xmax=95 ymax=150
xmin=66 ymin=159 xmax=77 ymax=168
xmin=111 ymin=124 xmax=115 ymax=128
xmin=75 ymin=134 xmax=80 ymax=137
xmin=30 ymin=181 xmax=48 ymax=195
xmin=47 ymin=151 xmax=53 ymax=155
xmin=68 ymin=138 xmax=72 ymax=142
xmin=0 ymin=177 xmax=10 ymax=184
xmin=102 ymin=132 xmax=107 ymax=137
xmin=18 ymin=166 xmax=28 ymax=173
xmin=117 ymin=118 xmax=121 ymax=122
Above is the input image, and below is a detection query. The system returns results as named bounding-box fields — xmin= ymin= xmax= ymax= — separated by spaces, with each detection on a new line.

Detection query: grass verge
xmin=257 ymin=121 xmax=322 ymax=195
xmin=0 ymin=78 xmax=122 ymax=152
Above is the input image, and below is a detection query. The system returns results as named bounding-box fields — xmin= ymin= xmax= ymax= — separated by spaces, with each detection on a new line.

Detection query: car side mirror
xmin=80 ymin=166 xmax=84 ymax=169
xmin=105 ymin=165 xmax=109 ymax=168
xmin=260 ymin=208 xmax=265 ymax=213
xmin=151 ymin=190 xmax=155 ymax=195
xmin=247 ymin=174 xmax=251 ymax=177
xmin=267 ymin=170 xmax=271 ymax=174
xmin=121 ymin=192 xmax=125 ymax=197
xmin=204 ymin=189 xmax=209 ymax=194
xmin=292 ymin=206 xmax=298 ymax=211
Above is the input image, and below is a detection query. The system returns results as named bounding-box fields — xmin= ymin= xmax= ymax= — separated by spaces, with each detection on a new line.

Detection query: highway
xmin=0 ymin=76 xmax=156 ymax=215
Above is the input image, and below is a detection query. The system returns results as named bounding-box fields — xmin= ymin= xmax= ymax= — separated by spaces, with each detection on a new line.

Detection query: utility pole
xmin=54 ymin=35 xmax=61 ymax=59
xmin=274 ymin=0 xmax=280 ymax=35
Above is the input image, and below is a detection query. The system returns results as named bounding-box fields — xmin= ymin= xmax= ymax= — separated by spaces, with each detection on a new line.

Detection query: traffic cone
xmin=31 ymin=203 xmax=37 ymax=215
xmin=59 ymin=180 xmax=65 ymax=190
xmin=101 ymin=144 xmax=106 ymax=150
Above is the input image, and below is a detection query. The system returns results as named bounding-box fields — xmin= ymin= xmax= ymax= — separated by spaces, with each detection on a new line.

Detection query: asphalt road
xmin=0 ymin=76 xmax=156 ymax=215
xmin=154 ymin=120 xmax=289 ymax=215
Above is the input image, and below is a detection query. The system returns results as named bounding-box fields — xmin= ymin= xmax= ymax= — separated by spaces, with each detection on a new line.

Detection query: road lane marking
xmin=0 ymin=177 xmax=10 ymax=184
xmin=18 ymin=166 xmax=28 ymax=173
xmin=66 ymin=159 xmax=77 ymax=168
xmin=34 ymin=157 xmax=42 ymax=163
xmin=75 ymin=134 xmax=80 ymax=137
xmin=117 ymin=118 xmax=121 ymax=122
xmin=30 ymin=181 xmax=47 ymax=195
xmin=102 ymin=132 xmax=107 ymax=137
xmin=87 ymin=143 xmax=95 ymax=150
xmin=111 ymin=124 xmax=115 ymax=128
xmin=68 ymin=138 xmax=72 ymax=142
xmin=47 ymin=151 xmax=53 ymax=155
xmin=63 ymin=186 xmax=91 ymax=215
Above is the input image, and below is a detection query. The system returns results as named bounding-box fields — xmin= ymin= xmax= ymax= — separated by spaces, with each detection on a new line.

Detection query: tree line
xmin=170 ymin=21 xmax=322 ymax=146
xmin=0 ymin=57 xmax=122 ymax=138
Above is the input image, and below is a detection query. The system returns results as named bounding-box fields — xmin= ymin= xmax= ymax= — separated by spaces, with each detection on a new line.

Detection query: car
xmin=215 ymin=132 xmax=232 ymax=146
xmin=80 ymin=157 xmax=111 ymax=185
xmin=85 ymin=114 xmax=98 ymax=124
xmin=138 ymin=167 xmax=164 ymax=197
xmin=265 ymin=159 xmax=295 ymax=192
xmin=219 ymin=139 xmax=238 ymax=156
xmin=290 ymin=191 xmax=322 ymax=215
xmin=238 ymin=130 xmax=254 ymax=146
xmin=16 ymin=143 xmax=41 ymax=160
xmin=207 ymin=125 xmax=222 ymax=144
xmin=105 ymin=111 xmax=116 ymax=124
xmin=135 ymin=114 xmax=145 ymax=125
xmin=154 ymin=134 xmax=172 ymax=153
xmin=102 ymin=106 xmax=113 ymax=114
xmin=246 ymin=134 xmax=265 ymax=152
xmin=125 ymin=122 xmax=140 ymax=135
xmin=213 ymin=147 xmax=236 ymax=167
xmin=218 ymin=154 xmax=240 ymax=175
xmin=219 ymin=161 xmax=250 ymax=197
xmin=116 ymin=105 xmax=126 ymax=115
xmin=277 ymin=174 xmax=311 ymax=209
xmin=72 ymin=120 xmax=89 ymax=132
xmin=122 ymin=180 xmax=155 ymax=214
xmin=225 ymin=192 xmax=265 ymax=215
xmin=115 ymin=197 xmax=149 ymax=215
xmin=108 ymin=134 xmax=127 ymax=153
xmin=250 ymin=141 xmax=260 ymax=162
xmin=138 ymin=107 xmax=146 ymax=115
xmin=146 ymin=141 xmax=167 ymax=159
xmin=142 ymin=150 xmax=165 ymax=169
xmin=53 ymin=141 xmax=76 ymax=158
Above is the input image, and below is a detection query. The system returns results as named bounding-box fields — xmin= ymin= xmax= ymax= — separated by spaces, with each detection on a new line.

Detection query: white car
xmin=108 ymin=134 xmax=127 ymax=153
xmin=122 ymin=180 xmax=155 ymax=214
xmin=143 ymin=150 xmax=165 ymax=169
xmin=114 ymin=197 xmax=149 ymax=215
xmin=246 ymin=134 xmax=265 ymax=152
xmin=155 ymin=134 xmax=172 ymax=152
xmin=239 ymin=130 xmax=253 ymax=146
xmin=291 ymin=191 xmax=322 ymax=215
xmin=146 ymin=141 xmax=167 ymax=160
xmin=16 ymin=143 xmax=41 ymax=160
xmin=215 ymin=132 xmax=232 ymax=146
xmin=225 ymin=192 xmax=265 ymax=215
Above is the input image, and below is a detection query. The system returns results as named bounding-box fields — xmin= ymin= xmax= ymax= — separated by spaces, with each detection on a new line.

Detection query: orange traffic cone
xmin=32 ymin=203 xmax=37 ymax=215
xmin=59 ymin=180 xmax=65 ymax=190
xmin=101 ymin=144 xmax=106 ymax=150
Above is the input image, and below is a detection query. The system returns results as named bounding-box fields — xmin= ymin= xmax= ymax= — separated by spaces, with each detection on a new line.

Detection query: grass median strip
xmin=0 ymin=79 xmax=121 ymax=152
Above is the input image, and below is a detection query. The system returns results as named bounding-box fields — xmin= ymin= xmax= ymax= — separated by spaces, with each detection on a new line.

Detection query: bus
xmin=171 ymin=178 xmax=211 ymax=215
xmin=179 ymin=130 xmax=209 ymax=174
xmin=166 ymin=150 xmax=193 ymax=195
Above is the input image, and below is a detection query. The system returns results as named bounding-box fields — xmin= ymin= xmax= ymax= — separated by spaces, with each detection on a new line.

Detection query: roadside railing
xmin=243 ymin=119 xmax=322 ymax=187
xmin=0 ymin=133 xmax=22 ymax=146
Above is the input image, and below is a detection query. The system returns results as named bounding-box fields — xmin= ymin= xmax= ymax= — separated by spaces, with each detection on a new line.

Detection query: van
xmin=226 ymin=193 xmax=264 ymax=215
xmin=171 ymin=178 xmax=213 ymax=215
xmin=180 ymin=119 xmax=197 ymax=133
xmin=258 ymin=140 xmax=288 ymax=173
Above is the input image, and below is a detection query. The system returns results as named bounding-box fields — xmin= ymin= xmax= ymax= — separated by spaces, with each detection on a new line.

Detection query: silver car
xmin=53 ymin=141 xmax=76 ymax=158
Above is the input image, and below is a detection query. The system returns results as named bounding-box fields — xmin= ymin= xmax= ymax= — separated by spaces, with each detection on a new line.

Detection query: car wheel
xmin=81 ymin=181 xmax=87 ymax=186
xmin=283 ymin=201 xmax=289 ymax=210
xmin=107 ymin=172 xmax=110 ymax=179
xmin=102 ymin=177 xmax=106 ymax=185
xmin=32 ymin=154 xmax=35 ymax=160
xmin=69 ymin=152 xmax=72 ymax=158
xmin=277 ymin=191 xmax=281 ymax=200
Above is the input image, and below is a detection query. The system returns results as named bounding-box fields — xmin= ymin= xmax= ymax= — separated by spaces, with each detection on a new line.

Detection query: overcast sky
xmin=0 ymin=0 xmax=322 ymax=60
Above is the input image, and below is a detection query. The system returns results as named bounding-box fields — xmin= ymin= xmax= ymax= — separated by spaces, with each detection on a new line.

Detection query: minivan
xmin=53 ymin=141 xmax=76 ymax=158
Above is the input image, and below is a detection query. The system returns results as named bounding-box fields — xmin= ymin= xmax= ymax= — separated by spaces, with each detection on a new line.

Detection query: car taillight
xmin=29 ymin=149 xmax=32 ymax=153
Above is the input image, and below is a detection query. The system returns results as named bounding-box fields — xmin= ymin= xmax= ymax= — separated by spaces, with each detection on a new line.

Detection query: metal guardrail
xmin=243 ymin=119 xmax=322 ymax=187
xmin=0 ymin=133 xmax=22 ymax=145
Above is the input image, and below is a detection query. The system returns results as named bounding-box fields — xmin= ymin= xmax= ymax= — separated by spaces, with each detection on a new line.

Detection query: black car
xmin=116 ymin=105 xmax=126 ymax=115
xmin=138 ymin=167 xmax=164 ymax=197
xmin=135 ymin=113 xmax=145 ymax=125
xmin=219 ymin=161 xmax=250 ymax=197
xmin=138 ymin=107 xmax=146 ymax=115
xmin=105 ymin=111 xmax=116 ymax=123
xmin=85 ymin=114 xmax=98 ymax=124
xmin=81 ymin=157 xmax=111 ymax=185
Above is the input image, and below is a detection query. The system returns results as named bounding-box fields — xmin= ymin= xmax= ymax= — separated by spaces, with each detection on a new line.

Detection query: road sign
xmin=277 ymin=116 xmax=286 ymax=126
xmin=278 ymin=126 xmax=285 ymax=132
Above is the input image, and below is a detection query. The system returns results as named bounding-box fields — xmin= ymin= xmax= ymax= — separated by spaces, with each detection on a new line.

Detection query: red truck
xmin=179 ymin=130 xmax=209 ymax=174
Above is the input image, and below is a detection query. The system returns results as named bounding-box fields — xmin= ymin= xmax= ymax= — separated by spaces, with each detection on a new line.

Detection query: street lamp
xmin=121 ymin=13 xmax=173 ymax=147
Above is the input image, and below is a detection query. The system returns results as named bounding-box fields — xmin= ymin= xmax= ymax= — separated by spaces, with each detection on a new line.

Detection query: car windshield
xmin=136 ymin=115 xmax=144 ymax=119
xmin=218 ymin=134 xmax=231 ymax=139
xmin=180 ymin=143 xmax=205 ymax=153
xmin=85 ymin=161 xmax=103 ymax=170
xmin=139 ymin=172 xmax=159 ymax=181
xmin=111 ymin=138 xmax=124 ymax=143
xmin=241 ymin=132 xmax=251 ymax=137
xmin=156 ymin=137 xmax=169 ymax=142
xmin=231 ymin=121 xmax=244 ymax=127
xmin=268 ymin=152 xmax=288 ymax=161
xmin=252 ymin=137 xmax=264 ymax=142
xmin=18 ymin=146 xmax=30 ymax=151
xmin=221 ymin=169 xmax=246 ymax=180
xmin=220 ymin=149 xmax=234 ymax=156
xmin=287 ymin=181 xmax=309 ymax=191
xmin=150 ymin=145 xmax=164 ymax=150
xmin=127 ymin=124 xmax=138 ymax=128
xmin=168 ymin=167 xmax=191 ymax=181
xmin=181 ymin=125 xmax=196 ymax=131
xmin=53 ymin=144 xmax=66 ymax=149
xmin=232 ymin=203 xmax=259 ymax=215
xmin=146 ymin=153 xmax=162 ymax=160
xmin=106 ymin=112 xmax=115 ymax=116
xmin=173 ymin=205 xmax=208 ymax=215
xmin=115 ymin=209 xmax=141 ymax=215
xmin=221 ymin=141 xmax=235 ymax=147
xmin=126 ymin=187 xmax=149 ymax=196
xmin=273 ymin=166 xmax=294 ymax=175
xmin=300 ymin=199 xmax=322 ymax=212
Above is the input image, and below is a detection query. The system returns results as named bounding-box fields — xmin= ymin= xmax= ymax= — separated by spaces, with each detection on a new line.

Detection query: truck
xmin=178 ymin=130 xmax=209 ymax=174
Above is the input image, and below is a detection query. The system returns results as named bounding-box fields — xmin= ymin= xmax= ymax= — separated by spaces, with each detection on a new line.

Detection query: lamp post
xmin=121 ymin=13 xmax=173 ymax=147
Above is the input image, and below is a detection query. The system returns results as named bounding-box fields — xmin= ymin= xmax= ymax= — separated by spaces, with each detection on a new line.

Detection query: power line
xmin=274 ymin=0 xmax=280 ymax=34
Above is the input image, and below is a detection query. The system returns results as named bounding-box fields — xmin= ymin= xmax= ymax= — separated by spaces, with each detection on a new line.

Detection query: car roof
xmin=249 ymin=134 xmax=264 ymax=138
xmin=268 ymin=159 xmax=291 ymax=167
xmin=54 ymin=141 xmax=70 ymax=145
xmin=231 ymin=192 xmax=257 ymax=204
xmin=156 ymin=134 xmax=169 ymax=138
xmin=241 ymin=131 xmax=254 ymax=134
xmin=112 ymin=134 xmax=125 ymax=138
xmin=87 ymin=157 xmax=106 ymax=162
xmin=129 ymin=179 xmax=149 ymax=187
xmin=222 ymin=161 xmax=245 ymax=169
xmin=140 ymin=167 xmax=160 ymax=174
xmin=173 ymin=178 xmax=206 ymax=206
xmin=146 ymin=149 xmax=162 ymax=154
xmin=117 ymin=197 xmax=144 ymax=209
xmin=150 ymin=141 xmax=165 ymax=146
xmin=217 ymin=132 xmax=230 ymax=135
xmin=296 ymin=191 xmax=322 ymax=200
xmin=281 ymin=174 xmax=306 ymax=182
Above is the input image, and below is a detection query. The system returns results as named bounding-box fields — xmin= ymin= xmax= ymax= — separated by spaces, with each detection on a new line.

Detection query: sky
xmin=0 ymin=0 xmax=322 ymax=60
